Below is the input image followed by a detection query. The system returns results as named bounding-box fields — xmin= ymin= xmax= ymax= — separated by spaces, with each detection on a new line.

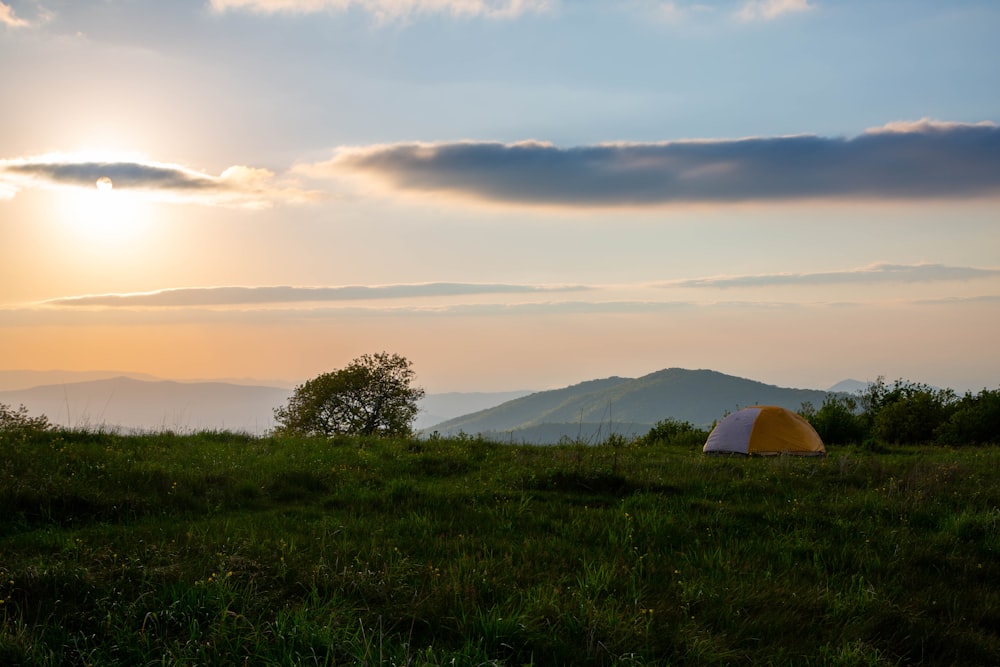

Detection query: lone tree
xmin=274 ymin=352 xmax=424 ymax=437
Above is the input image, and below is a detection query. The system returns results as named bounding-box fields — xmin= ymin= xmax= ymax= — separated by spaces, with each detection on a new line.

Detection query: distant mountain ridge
xmin=0 ymin=369 xmax=164 ymax=392
xmin=426 ymin=368 xmax=839 ymax=443
xmin=0 ymin=369 xmax=296 ymax=392
xmin=0 ymin=377 xmax=292 ymax=434
xmin=0 ymin=374 xmax=530 ymax=434
xmin=2 ymin=368 xmax=852 ymax=440
xmin=826 ymin=378 xmax=869 ymax=394
xmin=415 ymin=391 xmax=533 ymax=429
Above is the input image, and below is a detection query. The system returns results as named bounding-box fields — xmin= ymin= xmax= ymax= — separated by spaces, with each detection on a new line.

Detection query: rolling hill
xmin=426 ymin=368 xmax=838 ymax=443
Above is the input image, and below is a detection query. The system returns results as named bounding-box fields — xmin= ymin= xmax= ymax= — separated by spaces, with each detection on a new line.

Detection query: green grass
xmin=2 ymin=429 xmax=999 ymax=665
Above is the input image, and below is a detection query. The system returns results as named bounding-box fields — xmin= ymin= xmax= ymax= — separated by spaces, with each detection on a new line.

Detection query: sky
xmin=1 ymin=0 xmax=999 ymax=394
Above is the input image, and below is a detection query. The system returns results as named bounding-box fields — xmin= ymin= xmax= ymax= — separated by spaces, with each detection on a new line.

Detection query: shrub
xmin=802 ymin=395 xmax=867 ymax=445
xmin=864 ymin=379 xmax=956 ymax=445
xmin=641 ymin=417 xmax=708 ymax=447
xmin=0 ymin=402 xmax=51 ymax=436
xmin=935 ymin=388 xmax=1000 ymax=445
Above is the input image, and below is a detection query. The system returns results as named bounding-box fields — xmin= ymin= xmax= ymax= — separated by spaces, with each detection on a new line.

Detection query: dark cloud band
xmin=6 ymin=161 xmax=216 ymax=190
xmin=0 ymin=155 xmax=315 ymax=206
xmin=330 ymin=121 xmax=1000 ymax=205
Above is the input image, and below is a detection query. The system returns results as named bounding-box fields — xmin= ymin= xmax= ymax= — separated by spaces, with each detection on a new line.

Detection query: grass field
xmin=2 ymin=429 xmax=999 ymax=665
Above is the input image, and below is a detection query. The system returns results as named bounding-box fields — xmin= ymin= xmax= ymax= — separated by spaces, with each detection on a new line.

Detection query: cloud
xmin=44 ymin=283 xmax=590 ymax=307
xmin=314 ymin=120 xmax=1000 ymax=207
xmin=0 ymin=2 xmax=29 ymax=27
xmin=663 ymin=263 xmax=1000 ymax=289
xmin=1 ymin=299 xmax=760 ymax=328
xmin=37 ymin=265 xmax=998 ymax=311
xmin=208 ymin=0 xmax=551 ymax=21
xmin=12 ymin=292 xmax=997 ymax=330
xmin=736 ymin=0 xmax=813 ymax=22
xmin=0 ymin=153 xmax=316 ymax=208
xmin=915 ymin=294 xmax=1000 ymax=306
xmin=0 ymin=1 xmax=52 ymax=28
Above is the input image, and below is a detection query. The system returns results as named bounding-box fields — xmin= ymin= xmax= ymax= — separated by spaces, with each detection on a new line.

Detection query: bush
xmin=935 ymin=388 xmax=1000 ymax=445
xmin=641 ymin=417 xmax=708 ymax=447
xmin=0 ymin=403 xmax=51 ymax=436
xmin=801 ymin=395 xmax=867 ymax=445
xmin=862 ymin=379 xmax=956 ymax=445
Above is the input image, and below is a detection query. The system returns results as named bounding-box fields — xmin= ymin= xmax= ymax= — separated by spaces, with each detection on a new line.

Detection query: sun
xmin=53 ymin=178 xmax=150 ymax=245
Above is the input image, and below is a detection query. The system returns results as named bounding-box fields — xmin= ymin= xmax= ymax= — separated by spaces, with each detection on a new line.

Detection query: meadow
xmin=1 ymin=429 xmax=999 ymax=665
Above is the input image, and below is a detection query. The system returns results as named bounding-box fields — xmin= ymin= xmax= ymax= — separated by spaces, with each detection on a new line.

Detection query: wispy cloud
xmin=36 ymin=263 xmax=999 ymax=310
xmin=313 ymin=120 xmax=1000 ymax=208
xmin=208 ymin=0 xmax=551 ymax=21
xmin=0 ymin=153 xmax=316 ymax=208
xmin=736 ymin=0 xmax=813 ymax=22
xmin=9 ymin=292 xmax=998 ymax=330
xmin=915 ymin=294 xmax=1000 ymax=306
xmin=44 ymin=283 xmax=590 ymax=307
xmin=0 ymin=1 xmax=29 ymax=27
xmin=662 ymin=263 xmax=1000 ymax=289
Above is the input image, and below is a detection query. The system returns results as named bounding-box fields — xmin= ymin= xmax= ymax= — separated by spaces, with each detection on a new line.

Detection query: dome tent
xmin=703 ymin=406 xmax=825 ymax=456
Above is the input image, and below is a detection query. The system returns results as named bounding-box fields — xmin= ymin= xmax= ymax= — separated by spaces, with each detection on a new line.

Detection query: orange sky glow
xmin=2 ymin=0 xmax=999 ymax=393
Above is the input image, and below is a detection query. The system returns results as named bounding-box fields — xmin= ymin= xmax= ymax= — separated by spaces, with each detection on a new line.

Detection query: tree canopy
xmin=274 ymin=352 xmax=424 ymax=438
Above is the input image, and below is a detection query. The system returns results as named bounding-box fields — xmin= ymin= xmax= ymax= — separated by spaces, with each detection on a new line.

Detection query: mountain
xmin=0 ymin=374 xmax=530 ymax=434
xmin=0 ymin=370 xmax=297 ymax=392
xmin=827 ymin=379 xmax=870 ymax=394
xmin=0 ymin=377 xmax=291 ymax=434
xmin=0 ymin=369 xmax=164 ymax=392
xmin=415 ymin=390 xmax=533 ymax=429
xmin=426 ymin=368 xmax=837 ymax=443
xmin=1 ymin=368 xmax=840 ymax=441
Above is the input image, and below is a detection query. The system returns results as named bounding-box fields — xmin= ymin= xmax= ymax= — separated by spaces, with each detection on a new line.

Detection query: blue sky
xmin=1 ymin=0 xmax=998 ymax=392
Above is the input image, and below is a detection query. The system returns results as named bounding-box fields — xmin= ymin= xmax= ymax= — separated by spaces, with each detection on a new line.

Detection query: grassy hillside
xmin=2 ymin=429 xmax=999 ymax=665
xmin=431 ymin=369 xmax=834 ymax=439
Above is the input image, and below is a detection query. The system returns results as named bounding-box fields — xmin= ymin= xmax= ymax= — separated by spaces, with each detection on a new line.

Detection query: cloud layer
xmin=664 ymin=263 xmax=1000 ymax=289
xmin=208 ymin=0 xmax=810 ymax=23
xmin=0 ymin=154 xmax=313 ymax=208
xmin=319 ymin=120 xmax=1000 ymax=207
xmin=45 ymin=283 xmax=588 ymax=307
xmin=208 ymin=0 xmax=550 ymax=20
xmin=40 ymin=262 xmax=996 ymax=310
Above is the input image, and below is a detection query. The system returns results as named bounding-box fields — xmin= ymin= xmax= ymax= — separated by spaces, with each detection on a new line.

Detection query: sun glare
xmin=54 ymin=181 xmax=151 ymax=245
